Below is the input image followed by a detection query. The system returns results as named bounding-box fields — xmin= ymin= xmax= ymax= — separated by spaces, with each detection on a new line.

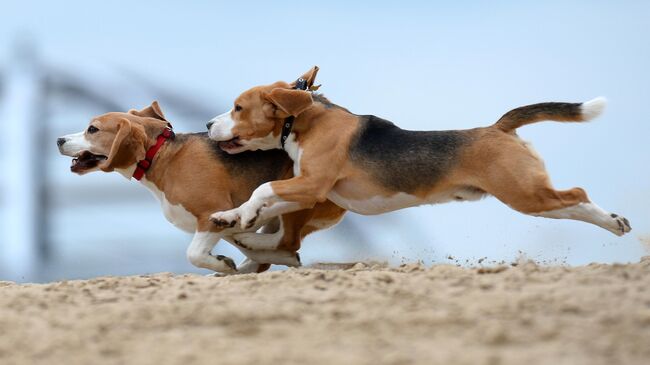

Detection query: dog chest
xmin=282 ymin=134 xmax=303 ymax=176
xmin=140 ymin=179 xmax=197 ymax=233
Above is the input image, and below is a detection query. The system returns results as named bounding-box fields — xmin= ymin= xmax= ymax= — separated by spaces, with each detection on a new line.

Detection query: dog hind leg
xmin=530 ymin=197 xmax=631 ymax=236
xmin=493 ymin=184 xmax=631 ymax=236
xmin=467 ymin=134 xmax=631 ymax=236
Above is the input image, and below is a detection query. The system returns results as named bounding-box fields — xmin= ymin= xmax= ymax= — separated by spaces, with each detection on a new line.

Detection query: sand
xmin=1 ymin=258 xmax=649 ymax=365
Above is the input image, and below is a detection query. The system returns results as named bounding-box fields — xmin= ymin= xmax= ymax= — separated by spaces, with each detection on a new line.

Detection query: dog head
xmin=57 ymin=101 xmax=168 ymax=175
xmin=207 ymin=66 xmax=319 ymax=153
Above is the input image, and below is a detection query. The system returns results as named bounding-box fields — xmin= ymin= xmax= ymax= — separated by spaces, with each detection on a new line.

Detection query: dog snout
xmin=57 ymin=137 xmax=66 ymax=147
xmin=206 ymin=121 xmax=215 ymax=130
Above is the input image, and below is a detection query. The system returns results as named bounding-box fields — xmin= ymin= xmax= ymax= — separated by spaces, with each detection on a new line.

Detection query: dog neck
xmin=114 ymin=133 xmax=180 ymax=186
xmin=133 ymin=126 xmax=174 ymax=181
xmin=287 ymin=102 xmax=346 ymax=142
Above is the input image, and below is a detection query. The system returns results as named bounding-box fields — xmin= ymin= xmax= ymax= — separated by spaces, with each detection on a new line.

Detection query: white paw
xmin=210 ymin=208 xmax=241 ymax=228
xmin=610 ymin=213 xmax=631 ymax=236
xmin=239 ymin=202 xmax=267 ymax=230
xmin=214 ymin=254 xmax=238 ymax=274
xmin=202 ymin=255 xmax=238 ymax=275
xmin=236 ymin=258 xmax=266 ymax=274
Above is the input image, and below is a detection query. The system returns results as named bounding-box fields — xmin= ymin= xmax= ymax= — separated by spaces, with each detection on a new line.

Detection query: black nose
xmin=206 ymin=121 xmax=214 ymax=130
xmin=57 ymin=138 xmax=66 ymax=147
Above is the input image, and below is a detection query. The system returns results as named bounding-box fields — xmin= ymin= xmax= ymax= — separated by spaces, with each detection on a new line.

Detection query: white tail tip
xmin=581 ymin=97 xmax=607 ymax=120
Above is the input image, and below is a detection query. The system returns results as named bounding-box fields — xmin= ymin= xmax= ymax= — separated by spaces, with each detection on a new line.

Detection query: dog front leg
xmin=186 ymin=231 xmax=238 ymax=274
xmin=211 ymin=177 xmax=329 ymax=230
xmin=225 ymin=239 xmax=302 ymax=268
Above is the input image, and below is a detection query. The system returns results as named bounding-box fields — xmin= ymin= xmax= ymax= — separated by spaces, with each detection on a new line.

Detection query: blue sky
xmin=1 ymin=1 xmax=649 ymax=280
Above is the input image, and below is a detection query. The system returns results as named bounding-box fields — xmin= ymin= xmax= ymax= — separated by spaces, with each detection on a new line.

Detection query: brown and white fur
xmin=207 ymin=66 xmax=631 ymax=238
xmin=57 ymin=101 xmax=346 ymax=275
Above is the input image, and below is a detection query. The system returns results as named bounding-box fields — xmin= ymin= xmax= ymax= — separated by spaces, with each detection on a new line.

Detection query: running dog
xmin=57 ymin=101 xmax=345 ymax=274
xmin=207 ymin=67 xmax=631 ymax=237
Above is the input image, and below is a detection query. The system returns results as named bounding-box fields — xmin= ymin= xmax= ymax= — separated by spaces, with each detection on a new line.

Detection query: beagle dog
xmin=57 ymin=101 xmax=346 ymax=274
xmin=207 ymin=66 xmax=631 ymax=238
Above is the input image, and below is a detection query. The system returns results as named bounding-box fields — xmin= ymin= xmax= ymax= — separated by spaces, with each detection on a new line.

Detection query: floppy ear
xmin=99 ymin=118 xmax=146 ymax=172
xmin=128 ymin=101 xmax=167 ymax=121
xmin=265 ymin=88 xmax=314 ymax=117
xmin=291 ymin=66 xmax=320 ymax=91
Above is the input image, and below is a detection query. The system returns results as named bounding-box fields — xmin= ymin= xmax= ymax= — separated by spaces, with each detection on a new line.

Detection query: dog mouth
xmin=218 ymin=137 xmax=243 ymax=152
xmin=71 ymin=151 xmax=107 ymax=173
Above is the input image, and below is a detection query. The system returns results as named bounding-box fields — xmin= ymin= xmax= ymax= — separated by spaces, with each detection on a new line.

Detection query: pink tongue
xmin=219 ymin=141 xmax=239 ymax=150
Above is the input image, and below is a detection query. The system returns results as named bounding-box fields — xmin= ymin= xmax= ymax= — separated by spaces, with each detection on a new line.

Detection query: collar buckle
xmin=162 ymin=127 xmax=174 ymax=138
xmin=137 ymin=160 xmax=151 ymax=170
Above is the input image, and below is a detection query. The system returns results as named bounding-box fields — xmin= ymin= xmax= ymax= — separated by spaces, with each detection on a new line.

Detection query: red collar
xmin=133 ymin=125 xmax=175 ymax=181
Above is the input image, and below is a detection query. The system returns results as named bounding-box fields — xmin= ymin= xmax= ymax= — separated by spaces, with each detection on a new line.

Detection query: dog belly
xmin=326 ymin=190 xmax=422 ymax=215
xmin=326 ymin=183 xmax=486 ymax=215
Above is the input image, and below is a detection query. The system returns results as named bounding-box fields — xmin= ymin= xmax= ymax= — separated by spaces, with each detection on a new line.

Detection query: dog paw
xmin=210 ymin=209 xmax=240 ymax=228
xmin=282 ymin=252 xmax=302 ymax=268
xmin=236 ymin=258 xmax=263 ymax=274
xmin=610 ymin=213 xmax=631 ymax=236
xmin=240 ymin=203 xmax=268 ymax=230
xmin=215 ymin=254 xmax=238 ymax=273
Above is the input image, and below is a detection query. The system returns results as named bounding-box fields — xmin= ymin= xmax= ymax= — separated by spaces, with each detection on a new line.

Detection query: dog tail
xmin=493 ymin=97 xmax=606 ymax=133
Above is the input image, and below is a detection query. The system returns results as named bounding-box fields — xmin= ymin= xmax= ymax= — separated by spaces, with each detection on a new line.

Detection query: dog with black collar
xmin=206 ymin=66 xmax=631 ymax=239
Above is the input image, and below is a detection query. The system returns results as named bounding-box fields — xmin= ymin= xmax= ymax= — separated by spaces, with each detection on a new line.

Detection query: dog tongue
xmin=219 ymin=140 xmax=239 ymax=150
xmin=71 ymin=151 xmax=107 ymax=172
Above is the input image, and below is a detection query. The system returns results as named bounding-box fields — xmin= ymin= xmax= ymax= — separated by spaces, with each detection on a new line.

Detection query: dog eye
xmin=234 ymin=105 xmax=243 ymax=112
xmin=87 ymin=126 xmax=99 ymax=134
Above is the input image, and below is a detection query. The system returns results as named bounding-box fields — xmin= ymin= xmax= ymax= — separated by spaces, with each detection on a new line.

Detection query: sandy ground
xmin=1 ymin=258 xmax=649 ymax=365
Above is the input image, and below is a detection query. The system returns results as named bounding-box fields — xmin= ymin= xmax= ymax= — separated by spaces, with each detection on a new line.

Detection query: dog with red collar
xmin=57 ymin=101 xmax=346 ymax=274
xmin=207 ymin=66 xmax=631 ymax=238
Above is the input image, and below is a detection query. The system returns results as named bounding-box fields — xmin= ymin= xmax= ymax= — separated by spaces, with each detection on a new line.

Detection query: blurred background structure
xmin=0 ymin=1 xmax=648 ymax=282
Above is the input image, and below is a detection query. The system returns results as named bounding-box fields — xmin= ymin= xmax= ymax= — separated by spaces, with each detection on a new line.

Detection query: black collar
xmin=280 ymin=78 xmax=308 ymax=150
